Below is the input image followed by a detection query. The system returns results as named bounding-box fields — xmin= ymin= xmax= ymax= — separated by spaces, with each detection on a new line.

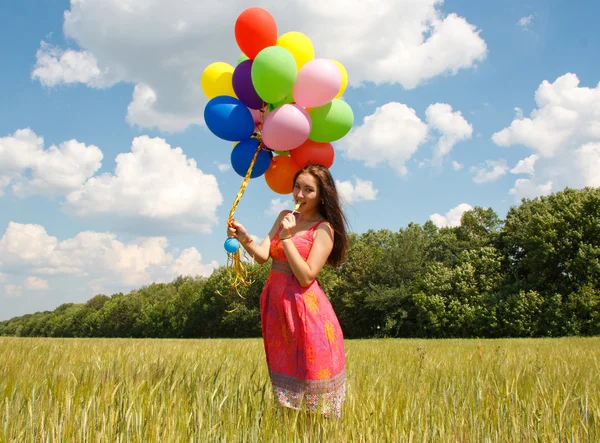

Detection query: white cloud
xmin=24 ymin=277 xmax=49 ymax=291
xmin=0 ymin=176 xmax=10 ymax=196
xmin=0 ymin=128 xmax=102 ymax=197
xmin=32 ymin=0 xmax=487 ymax=132
xmin=493 ymin=73 xmax=600 ymax=158
xmin=265 ymin=198 xmax=291 ymax=215
xmin=471 ymin=159 xmax=509 ymax=183
xmin=493 ymin=73 xmax=600 ymax=200
xmin=510 ymin=154 xmax=538 ymax=175
xmin=0 ymin=222 xmax=219 ymax=292
xmin=425 ymin=103 xmax=473 ymax=162
xmin=340 ymin=101 xmax=472 ymax=174
xmin=336 ymin=178 xmax=378 ymax=204
xmin=576 ymin=143 xmax=600 ymax=187
xmin=0 ymin=222 xmax=64 ymax=271
xmin=171 ymin=248 xmax=219 ymax=280
xmin=338 ymin=102 xmax=428 ymax=175
xmin=65 ymin=135 xmax=222 ymax=234
xmin=217 ymin=163 xmax=231 ymax=173
xmin=0 ymin=273 xmax=5 ymax=283
xmin=514 ymin=107 xmax=524 ymax=119
xmin=509 ymin=179 xmax=553 ymax=201
xmin=31 ymin=41 xmax=119 ymax=88
xmin=4 ymin=284 xmax=21 ymax=298
xmin=452 ymin=160 xmax=464 ymax=170
xmin=126 ymin=83 xmax=203 ymax=133
xmin=430 ymin=203 xmax=473 ymax=228
xmin=518 ymin=14 xmax=534 ymax=30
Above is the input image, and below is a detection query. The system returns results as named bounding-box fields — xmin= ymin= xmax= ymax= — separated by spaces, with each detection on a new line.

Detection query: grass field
xmin=1 ymin=337 xmax=598 ymax=442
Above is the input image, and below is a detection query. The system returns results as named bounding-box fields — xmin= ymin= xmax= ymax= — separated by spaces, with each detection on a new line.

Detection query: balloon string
xmin=220 ymin=103 xmax=269 ymax=298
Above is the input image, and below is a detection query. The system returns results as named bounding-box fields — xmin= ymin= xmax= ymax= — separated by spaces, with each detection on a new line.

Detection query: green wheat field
xmin=1 ymin=337 xmax=598 ymax=442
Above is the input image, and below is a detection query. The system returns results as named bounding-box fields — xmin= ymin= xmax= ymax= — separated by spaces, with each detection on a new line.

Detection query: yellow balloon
xmin=201 ymin=62 xmax=236 ymax=99
xmin=330 ymin=59 xmax=348 ymax=99
xmin=276 ymin=32 xmax=315 ymax=70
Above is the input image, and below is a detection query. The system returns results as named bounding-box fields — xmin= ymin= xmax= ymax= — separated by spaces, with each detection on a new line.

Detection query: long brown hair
xmin=293 ymin=164 xmax=349 ymax=267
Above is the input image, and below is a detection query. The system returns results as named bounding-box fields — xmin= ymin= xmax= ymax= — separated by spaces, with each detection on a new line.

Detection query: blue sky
xmin=1 ymin=0 xmax=599 ymax=320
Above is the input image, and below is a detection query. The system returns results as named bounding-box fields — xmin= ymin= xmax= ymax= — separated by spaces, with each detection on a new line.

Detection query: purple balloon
xmin=232 ymin=60 xmax=264 ymax=110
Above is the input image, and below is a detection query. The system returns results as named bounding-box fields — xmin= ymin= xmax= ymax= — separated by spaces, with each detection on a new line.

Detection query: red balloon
xmin=235 ymin=8 xmax=278 ymax=59
xmin=264 ymin=156 xmax=300 ymax=194
xmin=290 ymin=139 xmax=335 ymax=168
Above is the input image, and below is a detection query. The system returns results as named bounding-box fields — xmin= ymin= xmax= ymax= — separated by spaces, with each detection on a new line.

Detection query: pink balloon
xmin=262 ymin=104 xmax=311 ymax=151
xmin=293 ymin=59 xmax=342 ymax=108
xmin=249 ymin=108 xmax=261 ymax=123
xmin=249 ymin=107 xmax=269 ymax=124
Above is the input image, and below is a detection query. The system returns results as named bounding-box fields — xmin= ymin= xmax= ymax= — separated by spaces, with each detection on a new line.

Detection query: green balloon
xmin=269 ymin=93 xmax=294 ymax=110
xmin=308 ymin=99 xmax=354 ymax=142
xmin=274 ymin=150 xmax=290 ymax=156
xmin=237 ymin=54 xmax=249 ymax=65
xmin=251 ymin=46 xmax=297 ymax=104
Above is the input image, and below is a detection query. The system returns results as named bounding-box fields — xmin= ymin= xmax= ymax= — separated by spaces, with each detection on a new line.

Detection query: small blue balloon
xmin=204 ymin=96 xmax=255 ymax=141
xmin=231 ymin=138 xmax=273 ymax=178
xmin=224 ymin=237 xmax=240 ymax=253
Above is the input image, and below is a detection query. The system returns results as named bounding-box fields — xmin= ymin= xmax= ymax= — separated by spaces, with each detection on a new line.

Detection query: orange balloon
xmin=264 ymin=156 xmax=300 ymax=194
xmin=290 ymin=139 xmax=335 ymax=168
xmin=235 ymin=8 xmax=278 ymax=59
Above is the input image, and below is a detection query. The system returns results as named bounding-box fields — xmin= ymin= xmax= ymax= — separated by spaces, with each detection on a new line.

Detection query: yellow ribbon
xmin=220 ymin=107 xmax=268 ymax=299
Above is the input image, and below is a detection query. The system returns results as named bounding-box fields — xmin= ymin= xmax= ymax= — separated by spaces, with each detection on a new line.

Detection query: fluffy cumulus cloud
xmin=0 ymin=222 xmax=219 ymax=293
xmin=65 ymin=135 xmax=223 ymax=234
xmin=24 ymin=277 xmax=49 ymax=291
xmin=339 ymin=101 xmax=472 ymax=174
xmin=493 ymin=73 xmax=600 ymax=201
xmin=126 ymin=83 xmax=203 ymax=133
xmin=4 ymin=285 xmax=21 ymax=298
xmin=336 ymin=178 xmax=378 ymax=204
xmin=31 ymin=41 xmax=119 ymax=88
xmin=0 ymin=128 xmax=102 ymax=197
xmin=425 ymin=103 xmax=473 ymax=163
xmin=265 ymin=198 xmax=291 ymax=215
xmin=510 ymin=154 xmax=538 ymax=175
xmin=509 ymin=179 xmax=553 ymax=201
xmin=470 ymin=159 xmax=509 ymax=184
xmin=31 ymin=0 xmax=487 ymax=132
xmin=338 ymin=102 xmax=429 ymax=175
xmin=430 ymin=203 xmax=473 ymax=228
xmin=576 ymin=143 xmax=600 ymax=187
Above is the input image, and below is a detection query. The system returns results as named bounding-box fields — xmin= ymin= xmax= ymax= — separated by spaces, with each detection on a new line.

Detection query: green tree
xmin=500 ymin=187 xmax=600 ymax=295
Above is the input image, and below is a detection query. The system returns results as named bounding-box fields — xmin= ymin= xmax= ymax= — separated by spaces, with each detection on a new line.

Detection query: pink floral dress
xmin=260 ymin=218 xmax=346 ymax=418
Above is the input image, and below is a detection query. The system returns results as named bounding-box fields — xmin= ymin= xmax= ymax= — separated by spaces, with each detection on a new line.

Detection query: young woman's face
xmin=293 ymin=173 xmax=321 ymax=213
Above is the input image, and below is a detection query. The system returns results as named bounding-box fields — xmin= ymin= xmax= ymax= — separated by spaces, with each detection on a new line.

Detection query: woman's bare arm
xmin=237 ymin=210 xmax=290 ymax=264
xmin=282 ymin=222 xmax=334 ymax=287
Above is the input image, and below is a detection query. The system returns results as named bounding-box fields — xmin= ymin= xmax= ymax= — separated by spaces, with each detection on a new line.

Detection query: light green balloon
xmin=274 ymin=150 xmax=290 ymax=156
xmin=237 ymin=54 xmax=249 ymax=65
xmin=268 ymin=93 xmax=294 ymax=111
xmin=251 ymin=46 xmax=297 ymax=104
xmin=308 ymin=99 xmax=354 ymax=142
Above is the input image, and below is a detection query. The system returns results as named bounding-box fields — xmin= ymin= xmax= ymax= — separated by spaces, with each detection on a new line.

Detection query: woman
xmin=228 ymin=164 xmax=349 ymax=418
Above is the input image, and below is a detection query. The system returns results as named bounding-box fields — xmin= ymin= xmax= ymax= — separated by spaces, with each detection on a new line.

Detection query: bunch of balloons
xmin=202 ymin=7 xmax=354 ymax=196
xmin=201 ymin=7 xmax=354 ymax=261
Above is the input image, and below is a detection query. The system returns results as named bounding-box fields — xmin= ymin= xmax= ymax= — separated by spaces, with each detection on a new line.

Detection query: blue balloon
xmin=204 ymin=96 xmax=255 ymax=141
xmin=224 ymin=237 xmax=240 ymax=253
xmin=231 ymin=138 xmax=273 ymax=178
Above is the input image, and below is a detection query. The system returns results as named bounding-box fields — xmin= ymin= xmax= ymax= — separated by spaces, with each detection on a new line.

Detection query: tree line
xmin=2 ymin=187 xmax=599 ymax=339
